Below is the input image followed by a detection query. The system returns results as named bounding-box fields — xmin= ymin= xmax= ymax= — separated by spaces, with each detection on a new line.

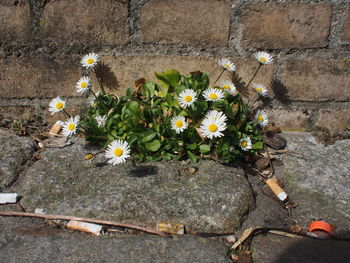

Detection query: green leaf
xmin=155 ymin=69 xmax=181 ymax=88
xmin=251 ymin=141 xmax=264 ymax=150
xmin=143 ymin=81 xmax=156 ymax=99
xmin=145 ymin=140 xmax=161 ymax=152
xmin=141 ymin=130 xmax=157 ymax=143
xmin=187 ymin=151 xmax=198 ymax=163
xmin=199 ymin=144 xmax=211 ymax=154
xmin=126 ymin=88 xmax=133 ymax=97
xmin=128 ymin=101 xmax=139 ymax=112
xmin=187 ymin=143 xmax=197 ymax=150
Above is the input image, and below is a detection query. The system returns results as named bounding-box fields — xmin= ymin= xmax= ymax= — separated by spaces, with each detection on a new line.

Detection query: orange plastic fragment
xmin=309 ymin=221 xmax=333 ymax=234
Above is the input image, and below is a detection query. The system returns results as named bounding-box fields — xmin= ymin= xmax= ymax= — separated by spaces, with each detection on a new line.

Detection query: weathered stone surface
xmin=280 ymin=133 xmax=350 ymax=222
xmin=0 ymin=57 xmax=80 ymax=99
xmin=316 ymin=109 xmax=350 ymax=132
xmin=0 ymin=0 xmax=31 ymax=44
xmin=280 ymin=59 xmax=350 ymax=101
xmin=40 ymin=0 xmax=128 ymax=45
xmin=0 ymin=129 xmax=35 ymax=190
xmin=141 ymin=0 xmax=230 ymax=45
xmin=13 ymin=139 xmax=254 ymax=232
xmin=342 ymin=5 xmax=350 ymax=43
xmin=252 ymin=234 xmax=350 ymax=263
xmin=0 ymin=232 xmax=231 ymax=263
xmin=265 ymin=109 xmax=310 ymax=131
xmin=242 ymin=3 xmax=332 ymax=49
xmin=101 ymin=55 xmax=275 ymax=96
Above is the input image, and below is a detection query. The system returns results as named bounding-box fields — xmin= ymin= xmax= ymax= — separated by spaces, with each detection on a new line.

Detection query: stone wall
xmin=1 ymin=0 xmax=350 ymax=133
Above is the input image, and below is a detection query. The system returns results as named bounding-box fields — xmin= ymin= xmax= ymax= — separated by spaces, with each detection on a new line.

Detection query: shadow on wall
xmin=272 ymin=234 xmax=350 ymax=263
xmin=95 ymin=62 xmax=119 ymax=92
xmin=271 ymin=79 xmax=291 ymax=106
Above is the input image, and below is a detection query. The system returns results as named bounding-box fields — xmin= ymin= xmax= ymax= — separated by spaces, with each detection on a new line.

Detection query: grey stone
xmin=0 ymin=231 xmax=231 ymax=263
xmin=0 ymin=129 xmax=35 ymax=190
xmin=278 ymin=132 xmax=350 ymax=233
xmin=252 ymin=234 xmax=350 ymax=263
xmin=12 ymin=138 xmax=254 ymax=232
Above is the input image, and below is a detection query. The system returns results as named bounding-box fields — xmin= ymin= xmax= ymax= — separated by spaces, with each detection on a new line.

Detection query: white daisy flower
xmin=171 ymin=116 xmax=188 ymax=134
xmin=81 ymin=53 xmax=99 ymax=69
xmin=240 ymin=137 xmax=252 ymax=151
xmin=178 ymin=89 xmax=197 ymax=108
xmin=203 ymin=88 xmax=225 ymax=102
xmin=220 ymin=80 xmax=237 ymax=94
xmin=200 ymin=110 xmax=227 ymax=139
xmin=253 ymin=51 xmax=273 ymax=65
xmin=218 ymin=58 xmax=236 ymax=72
xmin=76 ymin=76 xmax=91 ymax=94
xmin=49 ymin=97 xmax=66 ymax=115
xmin=255 ymin=110 xmax=268 ymax=127
xmin=95 ymin=115 xmax=107 ymax=127
xmin=105 ymin=139 xmax=130 ymax=165
xmin=252 ymin=83 xmax=268 ymax=96
xmin=62 ymin=116 xmax=80 ymax=137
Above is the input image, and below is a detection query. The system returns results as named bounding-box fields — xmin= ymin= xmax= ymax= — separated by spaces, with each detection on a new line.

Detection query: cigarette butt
xmin=266 ymin=178 xmax=288 ymax=201
xmin=49 ymin=121 xmax=63 ymax=135
xmin=0 ymin=193 xmax=18 ymax=204
xmin=66 ymin=220 xmax=102 ymax=236
xmin=157 ymin=223 xmax=185 ymax=235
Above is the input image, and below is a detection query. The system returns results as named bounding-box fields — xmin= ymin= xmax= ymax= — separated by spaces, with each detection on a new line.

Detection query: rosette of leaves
xmin=81 ymin=70 xmax=264 ymax=163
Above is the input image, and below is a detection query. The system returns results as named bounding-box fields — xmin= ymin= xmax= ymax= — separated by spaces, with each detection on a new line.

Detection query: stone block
xmin=242 ymin=3 xmax=332 ymax=49
xmin=316 ymin=109 xmax=350 ymax=132
xmin=342 ymin=5 xmax=350 ymax=43
xmin=40 ymin=0 xmax=129 ymax=45
xmin=279 ymin=59 xmax=350 ymax=101
xmin=265 ymin=109 xmax=310 ymax=131
xmin=141 ymin=0 xmax=230 ymax=45
xmin=0 ymin=0 xmax=31 ymax=44
xmin=0 ymin=57 xmax=81 ymax=99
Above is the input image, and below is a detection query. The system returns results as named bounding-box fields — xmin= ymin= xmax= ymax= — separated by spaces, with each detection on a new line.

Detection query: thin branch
xmin=0 ymin=211 xmax=168 ymax=237
xmin=212 ymin=69 xmax=225 ymax=86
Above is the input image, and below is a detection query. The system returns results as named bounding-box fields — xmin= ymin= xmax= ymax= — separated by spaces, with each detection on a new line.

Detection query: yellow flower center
xmin=87 ymin=58 xmax=94 ymax=64
xmin=241 ymin=140 xmax=247 ymax=148
xmin=68 ymin=123 xmax=75 ymax=131
xmin=184 ymin=95 xmax=193 ymax=102
xmin=223 ymin=84 xmax=230 ymax=90
xmin=258 ymin=115 xmax=264 ymax=122
xmin=175 ymin=120 xmax=183 ymax=128
xmin=224 ymin=63 xmax=230 ymax=69
xmin=56 ymin=102 xmax=64 ymax=109
xmin=208 ymin=124 xmax=218 ymax=132
xmin=256 ymin=87 xmax=262 ymax=93
xmin=114 ymin=148 xmax=123 ymax=157
xmin=81 ymin=82 xmax=87 ymax=89
xmin=209 ymin=93 xmax=218 ymax=100
xmin=259 ymin=57 xmax=267 ymax=63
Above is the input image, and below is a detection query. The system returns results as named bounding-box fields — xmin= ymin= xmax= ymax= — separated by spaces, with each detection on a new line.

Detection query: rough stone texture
xmin=40 ymin=0 xmax=129 ymax=45
xmin=0 ymin=232 xmax=231 ymax=263
xmin=242 ymin=3 xmax=332 ymax=49
xmin=342 ymin=5 xmax=350 ymax=43
xmin=0 ymin=106 xmax=34 ymax=121
xmin=0 ymin=0 xmax=31 ymax=44
xmin=0 ymin=57 xmax=81 ymax=99
xmin=100 ymin=55 xmax=275 ymax=95
xmin=316 ymin=109 xmax=350 ymax=132
xmin=0 ymin=129 xmax=35 ymax=190
xmin=280 ymin=59 xmax=350 ymax=101
xmin=279 ymin=133 xmax=350 ymax=226
xmin=252 ymin=235 xmax=350 ymax=263
xmin=12 ymin=139 xmax=254 ymax=232
xmin=141 ymin=0 xmax=230 ymax=45
xmin=266 ymin=109 xmax=310 ymax=131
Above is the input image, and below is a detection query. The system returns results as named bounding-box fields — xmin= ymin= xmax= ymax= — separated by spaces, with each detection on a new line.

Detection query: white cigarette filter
xmin=0 ymin=193 xmax=18 ymax=204
xmin=66 ymin=220 xmax=103 ymax=236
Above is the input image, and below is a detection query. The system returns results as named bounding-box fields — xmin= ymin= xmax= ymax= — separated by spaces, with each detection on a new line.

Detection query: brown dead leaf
xmin=290 ymin=225 xmax=302 ymax=233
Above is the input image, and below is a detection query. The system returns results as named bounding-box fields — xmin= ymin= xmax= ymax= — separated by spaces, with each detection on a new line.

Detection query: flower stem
xmin=94 ymin=68 xmax=106 ymax=95
xmin=246 ymin=64 xmax=262 ymax=89
xmin=63 ymin=109 xmax=71 ymax=118
xmin=212 ymin=69 xmax=225 ymax=86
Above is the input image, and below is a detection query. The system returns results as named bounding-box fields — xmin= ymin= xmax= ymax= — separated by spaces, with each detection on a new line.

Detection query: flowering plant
xmin=49 ymin=52 xmax=273 ymax=165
